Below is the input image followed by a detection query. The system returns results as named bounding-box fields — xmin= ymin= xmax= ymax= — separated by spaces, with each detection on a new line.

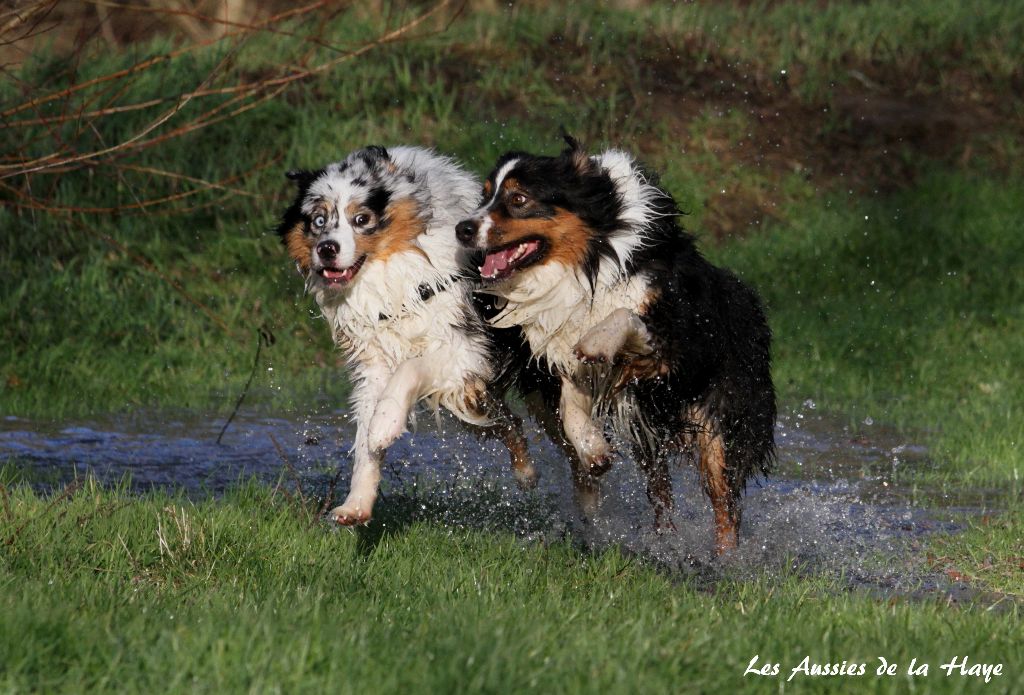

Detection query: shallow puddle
xmin=0 ymin=405 xmax=1009 ymax=605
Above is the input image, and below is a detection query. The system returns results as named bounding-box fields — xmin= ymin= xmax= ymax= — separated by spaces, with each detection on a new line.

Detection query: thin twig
xmin=112 ymin=162 xmax=260 ymax=197
xmin=0 ymin=99 xmax=165 ymax=128
xmin=0 ymin=44 xmax=241 ymax=178
xmin=0 ymin=1 xmax=325 ymax=118
xmin=1 ymin=2 xmax=452 ymax=181
xmin=316 ymin=463 xmax=347 ymax=523
xmin=216 ymin=326 xmax=275 ymax=444
xmin=0 ymin=168 xmax=253 ymax=213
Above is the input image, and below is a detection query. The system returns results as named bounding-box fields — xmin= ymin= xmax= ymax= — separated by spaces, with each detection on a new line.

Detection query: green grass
xmin=715 ymin=172 xmax=1024 ymax=484
xmin=3 ymin=1 xmax=1023 ymax=424
xmin=2 ymin=4 xmax=1023 ymax=689
xmin=928 ymin=510 xmax=1024 ymax=596
xmin=0 ymin=481 xmax=1020 ymax=694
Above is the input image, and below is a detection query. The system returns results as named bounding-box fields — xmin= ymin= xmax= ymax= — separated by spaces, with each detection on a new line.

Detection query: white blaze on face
xmin=473 ymin=157 xmax=520 ymax=247
xmin=303 ymin=167 xmax=364 ymax=268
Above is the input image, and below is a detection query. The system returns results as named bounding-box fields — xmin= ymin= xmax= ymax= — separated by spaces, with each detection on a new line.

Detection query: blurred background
xmin=1 ymin=0 xmax=1021 ymax=485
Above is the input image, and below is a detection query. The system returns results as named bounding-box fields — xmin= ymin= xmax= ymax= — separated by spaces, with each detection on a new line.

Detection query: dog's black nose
xmin=316 ymin=240 xmax=339 ymax=261
xmin=455 ymin=219 xmax=478 ymax=247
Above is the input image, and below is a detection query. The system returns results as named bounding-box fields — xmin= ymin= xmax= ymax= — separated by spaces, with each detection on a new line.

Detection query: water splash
xmin=0 ymin=405 xmax=1005 ymax=602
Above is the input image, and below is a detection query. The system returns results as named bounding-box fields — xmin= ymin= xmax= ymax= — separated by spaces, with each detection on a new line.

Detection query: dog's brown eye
xmin=354 ymin=213 xmax=371 ymax=227
xmin=509 ymin=193 xmax=528 ymax=207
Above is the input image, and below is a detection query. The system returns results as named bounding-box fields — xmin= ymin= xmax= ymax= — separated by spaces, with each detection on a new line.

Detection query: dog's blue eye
xmin=313 ymin=215 xmax=326 ymax=228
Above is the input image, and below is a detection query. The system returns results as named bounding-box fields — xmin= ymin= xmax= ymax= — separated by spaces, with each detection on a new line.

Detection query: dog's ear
xmin=360 ymin=145 xmax=397 ymax=174
xmin=560 ymin=133 xmax=592 ymax=175
xmin=285 ymin=169 xmax=316 ymax=188
xmin=363 ymin=145 xmax=390 ymax=161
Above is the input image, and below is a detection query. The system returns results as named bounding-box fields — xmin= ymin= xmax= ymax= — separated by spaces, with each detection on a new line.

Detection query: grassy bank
xmin=717 ymin=172 xmax=1024 ymax=484
xmin=2 ymin=4 xmax=1023 ymax=689
xmin=0 ymin=481 xmax=1019 ymax=694
xmin=3 ymin=0 xmax=1023 ymax=427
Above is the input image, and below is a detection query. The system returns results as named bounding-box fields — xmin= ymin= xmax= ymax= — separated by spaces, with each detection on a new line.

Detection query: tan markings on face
xmin=285 ymin=221 xmax=313 ymax=272
xmin=485 ymin=208 xmax=591 ymax=267
xmin=312 ymin=199 xmax=335 ymax=221
xmin=353 ymin=198 xmax=428 ymax=263
xmin=482 ymin=180 xmax=493 ymax=198
xmin=343 ymin=199 xmax=363 ymax=221
xmin=500 ymin=177 xmax=519 ymax=192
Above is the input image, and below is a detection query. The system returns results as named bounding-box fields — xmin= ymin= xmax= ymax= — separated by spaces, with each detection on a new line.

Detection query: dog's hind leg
xmin=696 ymin=415 xmax=739 ymax=554
xmin=634 ymin=446 xmax=675 ymax=533
xmin=574 ymin=308 xmax=654 ymax=365
xmin=467 ymin=389 xmax=537 ymax=490
xmin=490 ymin=402 xmax=537 ymax=490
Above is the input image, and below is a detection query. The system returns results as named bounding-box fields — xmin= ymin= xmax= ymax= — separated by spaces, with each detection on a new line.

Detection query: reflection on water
xmin=0 ymin=406 xmax=1008 ymax=602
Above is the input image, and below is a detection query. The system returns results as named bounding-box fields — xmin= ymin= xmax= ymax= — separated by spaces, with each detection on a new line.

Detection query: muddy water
xmin=0 ymin=406 xmax=1005 ymax=601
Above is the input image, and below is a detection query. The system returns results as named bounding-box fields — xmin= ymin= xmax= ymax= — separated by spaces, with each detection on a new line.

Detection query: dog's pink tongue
xmin=481 ymin=249 xmax=514 ymax=278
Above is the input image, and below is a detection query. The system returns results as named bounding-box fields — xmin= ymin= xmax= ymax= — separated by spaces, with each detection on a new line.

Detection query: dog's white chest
xmin=492 ymin=263 xmax=651 ymax=375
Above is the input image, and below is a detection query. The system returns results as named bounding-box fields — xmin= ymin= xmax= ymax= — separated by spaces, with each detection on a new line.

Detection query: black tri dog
xmin=455 ymin=137 xmax=776 ymax=553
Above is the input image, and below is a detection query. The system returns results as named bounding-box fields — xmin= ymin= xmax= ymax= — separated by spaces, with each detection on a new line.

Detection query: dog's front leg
xmin=574 ymin=307 xmax=654 ymax=365
xmin=559 ymin=375 xmax=612 ymax=476
xmin=330 ymin=367 xmax=389 ymax=526
xmin=366 ymin=356 xmax=432 ymax=453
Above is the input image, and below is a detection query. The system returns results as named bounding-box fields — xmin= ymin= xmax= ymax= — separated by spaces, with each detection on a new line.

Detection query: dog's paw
xmin=654 ymin=514 xmax=678 ymax=536
xmin=462 ymin=376 xmax=489 ymax=416
xmin=573 ymin=481 xmax=600 ymax=519
xmin=328 ymin=501 xmax=372 ymax=526
xmin=714 ymin=528 xmax=739 ymax=555
xmin=578 ymin=436 xmax=613 ymax=477
xmin=512 ymin=463 xmax=539 ymax=491
xmin=573 ymin=341 xmax=615 ymax=365
xmin=368 ymin=398 xmax=407 ymax=452
xmin=574 ymin=325 xmax=624 ymax=365
xmin=584 ymin=450 xmax=613 ymax=477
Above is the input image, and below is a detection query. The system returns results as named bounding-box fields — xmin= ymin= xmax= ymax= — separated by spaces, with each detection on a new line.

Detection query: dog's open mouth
xmin=318 ymin=254 xmax=366 ymax=286
xmin=480 ymin=238 xmax=545 ymax=282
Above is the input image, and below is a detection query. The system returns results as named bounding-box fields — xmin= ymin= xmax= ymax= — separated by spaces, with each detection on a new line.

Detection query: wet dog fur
xmin=276 ymin=145 xmax=536 ymax=525
xmin=455 ymin=137 xmax=776 ymax=553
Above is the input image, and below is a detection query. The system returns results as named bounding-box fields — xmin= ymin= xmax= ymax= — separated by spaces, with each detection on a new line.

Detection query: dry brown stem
xmin=0 ymin=1 xmax=458 ymax=342
xmin=1 ymin=1 xmax=454 ymax=183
